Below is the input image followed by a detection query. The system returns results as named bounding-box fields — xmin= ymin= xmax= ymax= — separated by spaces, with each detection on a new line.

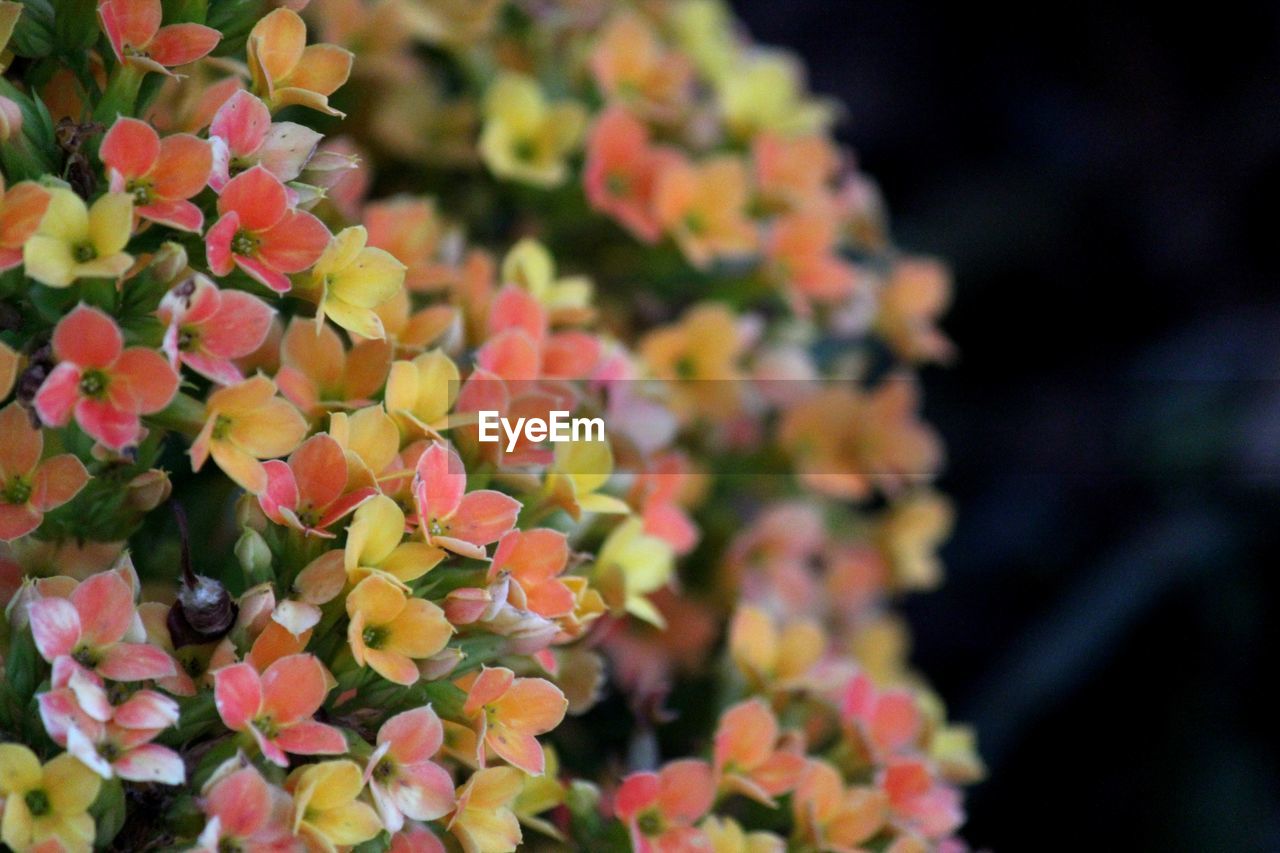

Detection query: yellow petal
xmin=36 ymin=188 xmax=89 ymax=243
xmin=88 ymin=192 xmax=134 ymax=256
xmin=43 ymin=753 xmax=101 ymax=815
xmin=314 ymin=225 xmax=367 ymax=280
xmin=346 ymin=494 xmax=405 ymax=570
xmin=321 ymin=297 xmax=385 ymax=340
xmin=307 ymin=800 xmax=381 ymax=847
xmin=0 ymin=743 xmax=41 ymax=794
xmin=330 ymin=248 xmax=405 ymax=308
xmin=378 ymin=541 xmax=445 ymax=583
xmin=22 ymin=234 xmax=77 ymax=287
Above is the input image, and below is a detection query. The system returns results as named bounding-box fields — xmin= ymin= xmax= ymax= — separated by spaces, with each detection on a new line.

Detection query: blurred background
xmin=732 ymin=1 xmax=1280 ymax=849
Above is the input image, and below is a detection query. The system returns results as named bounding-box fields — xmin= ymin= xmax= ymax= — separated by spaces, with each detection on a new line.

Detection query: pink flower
xmin=158 ymin=275 xmax=275 ymax=385
xmin=365 ymin=706 xmax=455 ymax=834
xmin=476 ymin=286 xmax=601 ymax=382
xmin=34 ymin=305 xmax=179 ymax=451
xmin=205 ymin=166 xmax=330 ymax=293
xmin=207 ymin=90 xmax=322 ymax=193
xmin=881 ymin=758 xmax=964 ymax=839
xmin=100 ymin=116 xmax=212 ymax=232
xmin=39 ymin=671 xmax=184 ymax=784
xmin=213 ymin=653 xmax=346 ymax=767
xmin=258 ymin=433 xmax=376 ymax=537
xmin=412 ymin=443 xmax=519 ymax=560
xmin=27 ymin=571 xmax=177 ymax=681
xmin=196 ymin=762 xmax=299 ymax=853
xmin=99 ymin=0 xmax=221 ymax=76
xmin=614 ymin=760 xmax=715 ymax=853
xmin=840 ymin=672 xmax=922 ymax=760
xmin=0 ymin=402 xmax=89 ymax=541
xmin=487 ymin=528 xmax=575 ymax=618
xmin=461 ymin=666 xmax=567 ymax=775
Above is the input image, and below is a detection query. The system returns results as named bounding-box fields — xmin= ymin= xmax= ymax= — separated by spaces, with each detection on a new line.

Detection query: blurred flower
xmin=792 ymin=760 xmax=887 ymax=851
xmin=479 ymin=73 xmax=585 ymax=188
xmin=614 ymin=759 xmax=714 ymax=853
xmin=196 ymin=761 xmax=296 ymax=853
xmin=0 ymin=177 xmax=49 ymax=272
xmin=728 ymin=604 xmax=824 ymax=691
xmin=654 ymin=155 xmax=757 ymax=268
xmin=712 ymin=698 xmax=805 ymax=806
xmin=877 ymin=257 xmax=955 ymax=364
xmin=584 ymin=108 xmax=678 ymax=243
xmin=590 ymin=11 xmax=692 ymax=116
xmin=593 ymin=516 xmax=674 ymax=627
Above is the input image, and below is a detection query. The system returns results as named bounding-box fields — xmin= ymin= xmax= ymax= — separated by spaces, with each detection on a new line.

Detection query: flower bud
xmin=417 ymin=646 xmax=464 ymax=681
xmin=125 ymin=469 xmax=172 ymax=512
xmin=234 ymin=528 xmax=273 ymax=585
xmin=0 ymin=95 xmax=21 ymax=142
xmin=149 ymin=242 xmax=190 ymax=285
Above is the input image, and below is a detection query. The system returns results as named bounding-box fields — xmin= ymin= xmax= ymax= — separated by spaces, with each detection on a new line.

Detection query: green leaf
xmin=89 ymin=778 xmax=127 ymax=849
xmin=53 ymin=0 xmax=97 ymax=53
xmin=6 ymin=0 xmax=54 ymax=58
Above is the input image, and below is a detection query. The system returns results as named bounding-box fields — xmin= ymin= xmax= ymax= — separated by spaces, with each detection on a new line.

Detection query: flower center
xmin=606 ymin=172 xmax=630 ymax=197
xmin=636 ymin=809 xmax=664 ymax=836
xmin=211 ymin=414 xmax=233 ymax=441
xmin=2 ymin=475 xmax=32 ymax=505
xmin=373 ymin=758 xmax=396 ymax=782
xmin=98 ymin=741 xmax=120 ymax=761
xmin=231 ymin=230 xmax=259 ymax=257
xmin=254 ymin=715 xmax=280 ymax=739
xmin=177 ymin=328 xmax=199 ymax=352
xmin=219 ymin=839 xmax=244 ymax=853
xmin=674 ymin=356 xmax=697 ymax=380
xmin=73 ymin=242 xmax=97 ymax=263
xmin=513 ymin=138 xmax=538 ymax=162
xmin=128 ymin=181 xmax=152 ymax=205
xmin=362 ymin=625 xmax=387 ymax=649
xmin=428 ymin=518 xmax=447 ymax=537
xmin=24 ymin=789 xmax=51 ymax=817
xmin=683 ymin=212 xmax=707 ymax=236
xmin=72 ymin=646 xmax=100 ymax=668
xmin=78 ymin=369 xmax=108 ymax=398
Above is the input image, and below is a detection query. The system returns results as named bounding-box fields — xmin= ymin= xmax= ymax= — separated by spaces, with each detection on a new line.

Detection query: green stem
xmin=93 ymin=62 xmax=145 ymax=124
xmin=145 ymin=392 xmax=207 ymax=437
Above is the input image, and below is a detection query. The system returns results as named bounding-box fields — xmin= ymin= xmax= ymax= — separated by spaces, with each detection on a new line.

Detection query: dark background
xmin=732 ymin=2 xmax=1280 ymax=849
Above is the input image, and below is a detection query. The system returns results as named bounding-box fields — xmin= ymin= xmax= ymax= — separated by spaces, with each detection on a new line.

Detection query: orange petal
xmin=286 ymin=44 xmax=353 ymax=97
xmin=30 ymin=455 xmax=90 ymax=512
xmin=152 ymin=134 xmax=212 ymax=200
xmin=0 ymin=402 xmax=42 ymax=477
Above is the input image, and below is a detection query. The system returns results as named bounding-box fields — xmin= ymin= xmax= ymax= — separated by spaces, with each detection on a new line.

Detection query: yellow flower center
xmin=362 ymin=625 xmax=387 ymax=649
xmin=24 ymin=788 xmax=51 ymax=817
xmin=73 ymin=242 xmax=97 ymax=263
xmin=211 ymin=414 xmax=233 ymax=441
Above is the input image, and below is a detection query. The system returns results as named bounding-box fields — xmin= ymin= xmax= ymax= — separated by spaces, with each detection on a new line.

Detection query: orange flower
xmin=764 ymin=211 xmax=859 ymax=310
xmin=583 ymin=107 xmax=679 ymax=243
xmin=778 ymin=378 xmax=942 ymax=501
xmin=100 ymin=117 xmax=212 ymax=232
xmin=728 ymin=604 xmax=825 ymax=691
xmin=614 ymin=759 xmax=714 ymax=853
xmin=276 ymin=319 xmax=391 ymax=420
xmin=461 ymin=666 xmax=567 ymax=775
xmin=247 ymin=8 xmax=353 ymax=116
xmin=752 ymin=131 xmax=841 ymax=212
xmin=876 ymin=257 xmax=955 ymax=364
xmin=0 ymin=176 xmax=49 ymax=272
xmin=0 ymin=403 xmax=89 ymax=541
xmin=347 ymin=574 xmax=452 ymax=685
xmin=190 ymin=375 xmax=308 ymax=494
xmin=487 ymin=528 xmax=574 ymax=618
xmin=258 ymin=433 xmax=376 ymax=537
xmin=713 ymin=699 xmax=806 ymax=806
xmin=589 ymin=11 xmax=692 ymax=116
xmin=654 ymin=155 xmax=757 ymax=268
xmin=639 ymin=302 xmax=745 ymax=420
xmin=99 ymin=0 xmax=220 ymax=76
xmin=792 ymin=760 xmax=888 ymax=851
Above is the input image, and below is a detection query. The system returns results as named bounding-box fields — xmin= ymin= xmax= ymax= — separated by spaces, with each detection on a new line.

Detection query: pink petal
xmin=114 ymin=690 xmax=179 ymax=730
xmin=259 ymin=653 xmax=327 ymax=724
xmin=413 ymin=443 xmax=465 ymax=522
xmin=114 ymin=743 xmax=185 ymax=784
xmin=147 ymin=22 xmax=221 ymax=67
xmin=97 ymin=643 xmax=177 ymax=681
xmin=211 ymin=90 xmax=272 ymax=158
xmin=258 ymin=459 xmax=299 ymax=524
xmin=214 ymin=663 xmax=264 ymax=730
xmin=74 ymin=398 xmax=141 ymax=452
xmin=205 ymin=211 xmax=239 ymax=276
xmin=180 ymin=352 xmax=244 ymax=386
xmin=138 ymin=199 xmax=203 ymax=232
xmin=114 ymin=346 xmax=180 ymax=413
xmin=392 ymin=761 xmax=455 ymax=821
xmin=287 ymin=434 xmax=347 ymax=515
xmin=217 ymin=166 xmax=287 ymax=231
xmin=203 ymin=289 xmax=274 ymax=358
xmin=450 ymin=491 xmax=521 ymax=547
xmin=378 ymin=706 xmax=443 ymax=764
xmin=258 ymin=122 xmax=323 ymax=182
xmin=476 ymin=330 xmax=540 ymax=381
xmin=0 ymin=503 xmax=41 ymax=541
xmin=70 ymin=572 xmax=133 ymax=647
xmin=236 ymin=255 xmax=292 ymax=293
xmin=205 ymin=767 xmax=272 ymax=836
xmin=28 ymin=596 xmax=82 ymax=661
xmin=543 ymin=331 xmax=602 ymax=379
xmin=274 ymin=720 xmax=347 ymax=755
xmin=463 ymin=666 xmax=514 ymax=716
xmin=100 ymin=117 xmax=160 ymax=181
xmin=152 ymin=134 xmax=213 ymax=200
xmin=33 ymin=363 xmax=82 ymax=427
xmin=53 ymin=304 xmax=123 ymax=368
xmin=255 ymin=209 xmax=330 ymax=273
xmin=29 ymin=455 xmax=88 ymax=513
xmin=486 ymin=726 xmax=544 ymax=775
xmin=102 ymin=0 xmax=159 ymax=53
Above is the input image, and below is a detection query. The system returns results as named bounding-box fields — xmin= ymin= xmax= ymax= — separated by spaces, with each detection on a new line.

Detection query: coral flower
xmin=487 ymin=528 xmax=574 ymax=618
xmin=158 ymin=275 xmax=275 ymax=385
xmin=792 ymin=760 xmax=887 ymax=852
xmin=0 ymin=402 xmax=90 ymax=541
xmin=33 ymin=305 xmax=178 ymax=452
xmin=447 ymin=766 xmax=524 ymax=853
xmin=190 ymin=375 xmax=308 ymax=494
xmin=0 ymin=745 xmax=101 ymax=853
xmin=462 ymin=666 xmax=567 ymax=775
xmin=310 ymin=225 xmax=407 ymax=339
xmin=583 ymin=108 xmax=677 ymax=243
xmin=365 ymin=706 xmax=456 ymax=833
xmin=196 ymin=762 xmax=297 ymax=853
xmin=614 ymin=759 xmax=715 ymax=853
xmin=654 ymin=155 xmax=757 ymax=269
xmin=22 ymin=189 xmax=134 ymax=288
xmin=346 ymin=574 xmax=452 ymax=685
xmin=589 ymin=12 xmax=692 ymax=114
xmin=412 ymin=442 xmax=520 ymax=560
xmin=258 ymin=433 xmax=376 ymax=537
xmin=479 ymin=73 xmax=585 ymax=188
xmin=0 ymin=177 xmax=49 ymax=271
xmin=841 ymin=673 xmax=923 ymax=761
xmin=764 ymin=211 xmax=859 ymax=310
xmin=286 ymin=760 xmax=382 ymax=850
xmin=276 ymin=319 xmax=392 ymax=418
xmin=247 ymin=9 xmax=353 ymax=116
xmin=208 ymin=89 xmax=323 ymax=192
xmin=205 ymin=165 xmax=330 ymax=293
xmin=752 ymin=132 xmax=841 ymax=212
xmin=712 ymin=699 xmax=806 ymax=806
xmin=27 ymin=571 xmax=177 ymax=681
xmin=100 ymin=117 xmax=212 ymax=232
xmin=213 ymin=653 xmax=346 ymax=767
xmin=345 ymin=494 xmax=445 ymax=585
xmin=99 ymin=0 xmax=220 ymax=76
xmin=881 ymin=758 xmax=964 ymax=839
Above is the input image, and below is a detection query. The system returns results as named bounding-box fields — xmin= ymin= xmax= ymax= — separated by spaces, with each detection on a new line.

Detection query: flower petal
xmin=53 ymin=304 xmax=123 ymax=368
xmin=30 ymin=454 xmax=90 ymax=512
xmin=147 ymin=22 xmax=221 ymax=67
xmin=100 ymin=117 xmax=160 ymax=181
xmin=214 ymin=662 xmax=263 ymax=730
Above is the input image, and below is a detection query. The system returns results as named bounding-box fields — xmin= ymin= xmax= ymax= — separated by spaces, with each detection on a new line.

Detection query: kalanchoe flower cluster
xmin=0 ymin=1 xmax=973 ymax=852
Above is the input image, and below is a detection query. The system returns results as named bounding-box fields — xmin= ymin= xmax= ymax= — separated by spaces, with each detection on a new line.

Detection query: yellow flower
xmin=728 ymin=604 xmax=824 ymax=690
xmin=312 ymin=226 xmax=406 ymax=340
xmin=501 ymin=238 xmax=592 ymax=319
xmin=0 ymin=745 xmax=101 ymax=853
xmin=22 ymin=189 xmax=133 ymax=288
xmin=384 ymin=349 xmax=459 ymax=437
xmin=592 ymin=516 xmax=673 ymax=627
xmin=448 ymin=766 xmax=524 ymax=853
xmin=190 ymin=376 xmax=308 ymax=494
xmin=718 ymin=52 xmax=833 ymax=139
xmin=546 ymin=438 xmax=630 ymax=520
xmin=345 ymin=494 xmax=445 ymax=585
xmin=328 ymin=405 xmax=401 ymax=487
xmin=347 ymin=573 xmax=452 ymax=685
xmin=701 ymin=815 xmax=786 ymax=853
xmin=479 ymin=74 xmax=585 ymax=188
xmin=669 ymin=0 xmax=737 ymax=82
xmin=287 ymin=760 xmax=382 ymax=851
